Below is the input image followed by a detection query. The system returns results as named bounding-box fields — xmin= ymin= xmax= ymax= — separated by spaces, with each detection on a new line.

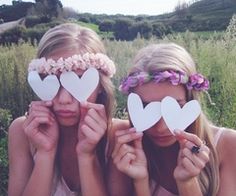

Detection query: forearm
xmin=176 ymin=177 xmax=203 ymax=196
xmin=22 ymin=152 xmax=56 ymax=196
xmin=107 ymin=158 xmax=133 ymax=196
xmin=134 ymin=177 xmax=151 ymax=196
xmin=78 ymin=154 xmax=107 ymax=196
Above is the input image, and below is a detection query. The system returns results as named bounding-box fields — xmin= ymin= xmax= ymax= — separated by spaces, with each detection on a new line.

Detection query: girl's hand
xmin=23 ymin=101 xmax=59 ymax=154
xmin=112 ymin=129 xmax=148 ymax=181
xmin=173 ymin=130 xmax=210 ymax=182
xmin=76 ymin=101 xmax=107 ymax=157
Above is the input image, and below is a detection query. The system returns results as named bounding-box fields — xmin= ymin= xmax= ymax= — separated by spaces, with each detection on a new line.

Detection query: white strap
xmin=213 ymin=128 xmax=224 ymax=147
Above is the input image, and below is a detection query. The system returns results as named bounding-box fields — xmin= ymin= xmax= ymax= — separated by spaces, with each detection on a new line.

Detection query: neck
xmin=59 ymin=125 xmax=78 ymax=145
xmin=154 ymin=142 xmax=179 ymax=167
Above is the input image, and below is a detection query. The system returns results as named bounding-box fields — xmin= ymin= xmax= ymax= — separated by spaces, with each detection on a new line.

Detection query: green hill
xmin=0 ymin=1 xmax=34 ymax=22
xmin=148 ymin=0 xmax=236 ymax=31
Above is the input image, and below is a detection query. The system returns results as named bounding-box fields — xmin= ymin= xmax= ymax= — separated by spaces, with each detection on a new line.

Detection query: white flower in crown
xmin=28 ymin=53 xmax=116 ymax=77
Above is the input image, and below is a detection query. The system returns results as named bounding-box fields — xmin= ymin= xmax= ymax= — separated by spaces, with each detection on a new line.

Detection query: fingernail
xmin=80 ymin=101 xmax=87 ymax=106
xmin=45 ymin=101 xmax=52 ymax=106
xmin=135 ymin=132 xmax=143 ymax=136
xmin=173 ymin=129 xmax=182 ymax=135
xmin=129 ymin=127 xmax=136 ymax=132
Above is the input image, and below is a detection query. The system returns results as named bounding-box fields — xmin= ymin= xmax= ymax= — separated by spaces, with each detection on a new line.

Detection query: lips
xmin=152 ymin=135 xmax=173 ymax=142
xmin=55 ymin=110 xmax=76 ymax=118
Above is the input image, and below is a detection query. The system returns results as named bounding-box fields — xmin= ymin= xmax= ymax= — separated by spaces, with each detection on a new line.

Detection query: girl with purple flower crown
xmin=8 ymin=23 xmax=118 ymax=196
xmin=108 ymin=43 xmax=236 ymax=196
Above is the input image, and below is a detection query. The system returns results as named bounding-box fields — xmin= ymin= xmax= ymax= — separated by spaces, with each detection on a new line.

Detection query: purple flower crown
xmin=119 ymin=70 xmax=209 ymax=94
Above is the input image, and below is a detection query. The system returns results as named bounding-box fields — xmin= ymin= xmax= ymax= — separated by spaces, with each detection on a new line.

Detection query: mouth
xmin=55 ymin=110 xmax=76 ymax=118
xmin=152 ymin=135 xmax=174 ymax=142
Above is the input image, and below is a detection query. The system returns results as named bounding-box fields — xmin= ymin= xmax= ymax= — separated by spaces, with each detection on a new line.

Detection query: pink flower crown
xmin=119 ymin=70 xmax=209 ymax=94
xmin=28 ymin=53 xmax=116 ymax=77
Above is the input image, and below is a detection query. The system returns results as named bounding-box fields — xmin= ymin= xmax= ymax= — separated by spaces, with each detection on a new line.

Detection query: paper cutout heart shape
xmin=161 ymin=96 xmax=201 ymax=135
xmin=28 ymin=71 xmax=60 ymax=101
xmin=127 ymin=93 xmax=161 ymax=132
xmin=60 ymin=68 xmax=99 ymax=102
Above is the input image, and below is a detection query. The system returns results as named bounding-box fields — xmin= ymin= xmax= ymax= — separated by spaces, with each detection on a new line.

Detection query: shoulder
xmin=8 ymin=116 xmax=29 ymax=148
xmin=9 ymin=116 xmax=26 ymax=136
xmin=216 ymin=127 xmax=236 ymax=164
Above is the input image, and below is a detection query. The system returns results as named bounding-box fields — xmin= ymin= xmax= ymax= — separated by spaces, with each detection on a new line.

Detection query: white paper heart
xmin=28 ymin=71 xmax=60 ymax=101
xmin=161 ymin=96 xmax=201 ymax=135
xmin=60 ymin=68 xmax=99 ymax=102
xmin=127 ymin=93 xmax=161 ymax=132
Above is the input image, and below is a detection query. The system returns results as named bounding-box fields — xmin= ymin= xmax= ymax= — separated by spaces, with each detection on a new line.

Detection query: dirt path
xmin=0 ymin=18 xmax=25 ymax=34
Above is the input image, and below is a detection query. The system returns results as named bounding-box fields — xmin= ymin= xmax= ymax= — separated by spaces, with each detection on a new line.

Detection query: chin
xmin=57 ymin=117 xmax=79 ymax=127
xmin=151 ymin=137 xmax=176 ymax=147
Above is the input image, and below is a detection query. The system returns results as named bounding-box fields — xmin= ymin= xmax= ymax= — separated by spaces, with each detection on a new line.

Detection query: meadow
xmin=0 ymin=21 xmax=236 ymax=194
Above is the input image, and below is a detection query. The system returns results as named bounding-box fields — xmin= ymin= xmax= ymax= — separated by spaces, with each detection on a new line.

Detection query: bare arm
xmin=8 ymin=117 xmax=34 ymax=196
xmin=217 ymin=129 xmax=236 ymax=195
xmin=8 ymin=117 xmax=57 ymax=196
xmin=78 ymin=154 xmax=107 ymax=196
xmin=176 ymin=177 xmax=202 ymax=196
xmin=76 ymin=102 xmax=109 ymax=196
xmin=9 ymin=101 xmax=59 ymax=196
xmin=107 ymin=156 xmax=134 ymax=196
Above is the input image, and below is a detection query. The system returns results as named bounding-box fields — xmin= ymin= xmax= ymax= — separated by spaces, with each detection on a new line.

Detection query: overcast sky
xmin=1 ymin=0 xmax=192 ymax=15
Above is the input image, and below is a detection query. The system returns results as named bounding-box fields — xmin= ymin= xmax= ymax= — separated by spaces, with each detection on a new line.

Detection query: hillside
xmin=147 ymin=0 xmax=236 ymax=31
xmin=0 ymin=0 xmax=235 ymax=44
xmin=0 ymin=2 xmax=34 ymax=22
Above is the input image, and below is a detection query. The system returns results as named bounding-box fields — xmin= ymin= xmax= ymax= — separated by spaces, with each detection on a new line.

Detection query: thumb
xmin=174 ymin=130 xmax=187 ymax=150
xmin=133 ymin=133 xmax=143 ymax=149
xmin=79 ymin=101 xmax=88 ymax=124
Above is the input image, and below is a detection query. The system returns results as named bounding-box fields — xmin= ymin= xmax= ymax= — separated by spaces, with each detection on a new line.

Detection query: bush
xmin=25 ymin=15 xmax=51 ymax=28
xmin=0 ymin=25 xmax=27 ymax=45
xmin=0 ymin=108 xmax=12 ymax=195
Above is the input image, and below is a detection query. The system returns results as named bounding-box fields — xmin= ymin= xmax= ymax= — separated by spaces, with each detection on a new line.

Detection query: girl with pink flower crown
xmin=108 ymin=43 xmax=236 ymax=196
xmin=8 ymin=23 xmax=117 ymax=196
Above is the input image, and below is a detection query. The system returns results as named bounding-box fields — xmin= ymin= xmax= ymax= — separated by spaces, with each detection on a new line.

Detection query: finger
xmin=182 ymin=157 xmax=200 ymax=176
xmin=115 ymin=128 xmax=136 ymax=137
xmin=112 ymin=132 xmax=142 ymax=159
xmin=84 ymin=115 xmax=106 ymax=135
xmin=120 ymin=152 xmax=136 ymax=168
xmin=182 ymin=147 xmax=206 ymax=169
xmin=113 ymin=144 xmax=135 ymax=164
xmin=30 ymin=101 xmax=53 ymax=109
xmin=24 ymin=116 xmax=54 ymax=136
xmin=177 ymin=136 xmax=188 ymax=150
xmin=81 ymin=101 xmax=106 ymax=118
xmin=79 ymin=105 xmax=88 ymax=123
xmin=117 ymin=153 xmax=136 ymax=172
xmin=185 ymin=141 xmax=210 ymax=162
xmin=80 ymin=124 xmax=102 ymax=144
xmin=29 ymin=103 xmax=53 ymax=114
xmin=174 ymin=130 xmax=202 ymax=147
xmin=86 ymin=108 xmax=107 ymax=130
xmin=26 ymin=109 xmax=55 ymax=124
xmin=133 ymin=135 xmax=143 ymax=149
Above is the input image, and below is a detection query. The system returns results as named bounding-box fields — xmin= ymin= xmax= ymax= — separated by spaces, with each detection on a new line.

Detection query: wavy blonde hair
xmin=130 ymin=43 xmax=219 ymax=196
xmin=36 ymin=23 xmax=115 ymax=168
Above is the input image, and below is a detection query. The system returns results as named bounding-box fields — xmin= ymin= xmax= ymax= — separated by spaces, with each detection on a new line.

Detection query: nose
xmin=56 ymin=87 xmax=73 ymax=105
xmin=152 ymin=117 xmax=169 ymax=134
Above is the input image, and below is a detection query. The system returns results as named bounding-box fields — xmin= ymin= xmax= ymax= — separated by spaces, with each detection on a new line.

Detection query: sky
xmin=0 ymin=0 xmax=193 ymax=15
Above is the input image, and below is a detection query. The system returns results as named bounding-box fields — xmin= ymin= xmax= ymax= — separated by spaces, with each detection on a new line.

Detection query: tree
xmin=34 ymin=0 xmax=63 ymax=18
xmin=129 ymin=21 xmax=153 ymax=39
xmin=99 ymin=20 xmax=114 ymax=32
xmin=113 ymin=18 xmax=133 ymax=40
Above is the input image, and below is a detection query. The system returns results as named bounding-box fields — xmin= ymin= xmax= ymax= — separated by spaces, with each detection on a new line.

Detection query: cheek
xmin=87 ymin=87 xmax=101 ymax=103
xmin=148 ymin=118 xmax=167 ymax=132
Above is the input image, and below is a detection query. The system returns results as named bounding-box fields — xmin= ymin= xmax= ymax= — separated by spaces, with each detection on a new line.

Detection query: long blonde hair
xmin=37 ymin=23 xmax=115 ymax=167
xmin=131 ymin=43 xmax=219 ymax=196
